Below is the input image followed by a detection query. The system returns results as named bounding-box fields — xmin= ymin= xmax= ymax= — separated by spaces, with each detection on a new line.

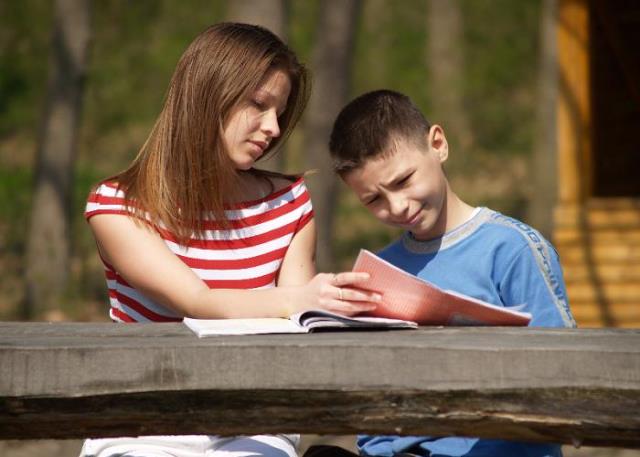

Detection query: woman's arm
xmin=276 ymin=218 xmax=317 ymax=286
xmin=89 ymin=214 xmax=379 ymax=319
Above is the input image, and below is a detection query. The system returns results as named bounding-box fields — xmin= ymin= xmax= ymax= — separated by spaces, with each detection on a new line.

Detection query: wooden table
xmin=1 ymin=322 xmax=639 ymax=448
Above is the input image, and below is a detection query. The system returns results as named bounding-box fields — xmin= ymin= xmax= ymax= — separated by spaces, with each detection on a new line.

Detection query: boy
xmin=328 ymin=90 xmax=576 ymax=457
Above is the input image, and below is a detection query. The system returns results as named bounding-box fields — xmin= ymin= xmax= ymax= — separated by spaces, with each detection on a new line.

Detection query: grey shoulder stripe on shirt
xmin=489 ymin=212 xmax=576 ymax=327
xmin=401 ymin=207 xmax=494 ymax=254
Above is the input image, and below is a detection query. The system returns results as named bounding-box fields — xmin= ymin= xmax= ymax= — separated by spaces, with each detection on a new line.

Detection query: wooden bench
xmin=1 ymin=322 xmax=639 ymax=449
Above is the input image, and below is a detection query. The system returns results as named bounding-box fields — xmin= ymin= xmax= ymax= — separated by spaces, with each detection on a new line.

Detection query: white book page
xmin=183 ymin=317 xmax=307 ymax=336
xmin=290 ymin=310 xmax=417 ymax=329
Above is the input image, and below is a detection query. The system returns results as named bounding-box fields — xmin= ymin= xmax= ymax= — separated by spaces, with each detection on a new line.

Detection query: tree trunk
xmin=226 ymin=0 xmax=287 ymax=40
xmin=359 ymin=0 xmax=391 ymax=90
xmin=24 ymin=0 xmax=91 ymax=319
xmin=304 ymin=0 xmax=360 ymax=272
xmin=527 ymin=0 xmax=558 ymax=238
xmin=227 ymin=0 xmax=288 ymax=172
xmin=426 ymin=0 xmax=474 ymax=171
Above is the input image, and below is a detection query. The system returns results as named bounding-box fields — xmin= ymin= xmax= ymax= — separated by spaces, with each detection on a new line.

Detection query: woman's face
xmin=223 ymin=69 xmax=292 ymax=170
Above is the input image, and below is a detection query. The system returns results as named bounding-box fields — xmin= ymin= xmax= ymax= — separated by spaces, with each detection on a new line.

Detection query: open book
xmin=184 ymin=309 xmax=417 ymax=337
xmin=353 ymin=249 xmax=532 ymax=326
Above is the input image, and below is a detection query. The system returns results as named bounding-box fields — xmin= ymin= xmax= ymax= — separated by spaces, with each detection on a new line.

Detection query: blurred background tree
xmin=0 ymin=0 xmax=543 ymax=321
xmin=25 ymin=0 xmax=91 ymax=320
xmin=304 ymin=0 xmax=360 ymax=271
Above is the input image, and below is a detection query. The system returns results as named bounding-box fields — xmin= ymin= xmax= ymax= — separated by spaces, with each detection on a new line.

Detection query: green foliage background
xmin=0 ymin=0 xmax=542 ymax=320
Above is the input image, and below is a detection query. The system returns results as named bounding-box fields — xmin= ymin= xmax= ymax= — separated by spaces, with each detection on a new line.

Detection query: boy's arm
xmin=498 ymin=241 xmax=576 ymax=328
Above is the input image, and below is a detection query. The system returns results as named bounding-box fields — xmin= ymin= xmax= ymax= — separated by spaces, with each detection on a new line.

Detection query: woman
xmin=82 ymin=22 xmax=379 ymax=457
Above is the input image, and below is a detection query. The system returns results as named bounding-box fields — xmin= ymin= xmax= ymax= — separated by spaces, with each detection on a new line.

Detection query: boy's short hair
xmin=329 ymin=89 xmax=431 ymax=174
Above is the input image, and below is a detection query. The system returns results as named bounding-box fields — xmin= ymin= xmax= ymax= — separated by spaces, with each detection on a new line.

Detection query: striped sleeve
xmin=292 ymin=180 xmax=314 ymax=234
xmin=85 ymin=182 xmax=135 ymax=220
xmin=86 ymin=177 xmax=316 ymax=323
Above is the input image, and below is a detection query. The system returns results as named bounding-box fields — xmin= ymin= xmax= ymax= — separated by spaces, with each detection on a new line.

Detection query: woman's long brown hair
xmin=111 ymin=23 xmax=310 ymax=243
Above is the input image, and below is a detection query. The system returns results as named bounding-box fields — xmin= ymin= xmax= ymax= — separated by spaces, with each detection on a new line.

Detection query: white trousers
xmin=80 ymin=434 xmax=299 ymax=457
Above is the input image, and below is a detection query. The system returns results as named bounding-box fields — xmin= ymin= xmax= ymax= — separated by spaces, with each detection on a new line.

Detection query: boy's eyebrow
xmin=380 ymin=168 xmax=414 ymax=188
xmin=359 ymin=168 xmax=415 ymax=201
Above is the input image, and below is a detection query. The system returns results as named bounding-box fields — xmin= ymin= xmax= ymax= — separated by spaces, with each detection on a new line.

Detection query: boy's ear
xmin=427 ymin=125 xmax=449 ymax=163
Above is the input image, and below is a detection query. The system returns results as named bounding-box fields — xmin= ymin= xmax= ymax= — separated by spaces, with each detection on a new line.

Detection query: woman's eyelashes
xmin=251 ymin=98 xmax=266 ymax=110
xmin=251 ymin=98 xmax=285 ymax=118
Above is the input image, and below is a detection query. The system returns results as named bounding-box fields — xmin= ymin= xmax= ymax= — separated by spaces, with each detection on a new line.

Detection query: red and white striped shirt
xmin=85 ymin=178 xmax=314 ymax=323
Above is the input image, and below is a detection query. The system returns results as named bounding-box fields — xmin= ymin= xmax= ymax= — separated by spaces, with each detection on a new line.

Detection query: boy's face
xmin=342 ymin=126 xmax=449 ymax=241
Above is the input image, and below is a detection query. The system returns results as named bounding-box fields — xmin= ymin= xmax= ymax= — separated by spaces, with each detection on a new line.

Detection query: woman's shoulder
xmin=226 ymin=175 xmax=312 ymax=222
xmin=90 ymin=179 xmax=121 ymax=195
xmin=270 ymin=174 xmax=305 ymax=193
xmin=87 ymin=180 xmax=134 ymax=205
xmin=264 ymin=174 xmax=310 ymax=202
xmin=236 ymin=171 xmax=306 ymax=205
xmin=85 ymin=180 xmax=133 ymax=219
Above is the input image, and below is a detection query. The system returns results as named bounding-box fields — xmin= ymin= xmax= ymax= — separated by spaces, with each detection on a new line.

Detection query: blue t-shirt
xmin=358 ymin=207 xmax=575 ymax=457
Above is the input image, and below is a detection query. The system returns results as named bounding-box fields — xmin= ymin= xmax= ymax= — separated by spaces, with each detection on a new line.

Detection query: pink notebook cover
xmin=352 ymin=249 xmax=531 ymax=326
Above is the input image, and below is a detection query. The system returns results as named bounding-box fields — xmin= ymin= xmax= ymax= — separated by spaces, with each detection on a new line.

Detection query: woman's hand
xmin=292 ymin=272 xmax=381 ymax=316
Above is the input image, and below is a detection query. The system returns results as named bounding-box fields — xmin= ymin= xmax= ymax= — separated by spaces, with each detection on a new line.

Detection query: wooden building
xmin=554 ymin=0 xmax=640 ymax=327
